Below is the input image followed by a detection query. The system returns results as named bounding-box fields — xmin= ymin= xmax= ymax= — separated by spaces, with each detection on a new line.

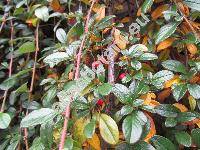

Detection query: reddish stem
xmin=23 ymin=23 xmax=40 ymax=150
xmin=59 ymin=1 xmax=96 ymax=149
xmin=0 ymin=19 xmax=14 ymax=112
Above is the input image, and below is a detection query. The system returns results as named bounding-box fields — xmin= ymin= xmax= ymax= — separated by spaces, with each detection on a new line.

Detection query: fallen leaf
xmin=158 ymin=88 xmax=171 ymax=102
xmin=87 ymin=133 xmax=101 ymax=150
xmin=164 ymin=75 xmax=180 ymax=88
xmin=96 ymin=6 xmax=105 ymax=22
xmin=114 ymin=29 xmax=128 ymax=50
xmin=186 ymin=44 xmax=198 ymax=55
xmin=151 ymin=4 xmax=169 ymax=20
xmin=120 ymin=17 xmax=131 ymax=23
xmin=157 ymin=38 xmax=175 ymax=52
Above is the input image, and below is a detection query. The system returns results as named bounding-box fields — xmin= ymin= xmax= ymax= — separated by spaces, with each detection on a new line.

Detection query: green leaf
xmin=35 ymin=6 xmax=49 ymax=22
xmin=162 ymin=60 xmax=187 ymax=74
xmin=172 ymin=84 xmax=187 ymax=101
xmin=150 ymin=135 xmax=176 ymax=150
xmin=131 ymin=60 xmax=142 ymax=70
xmin=177 ymin=112 xmax=199 ymax=123
xmin=30 ymin=137 xmax=45 ymax=150
xmin=191 ymin=128 xmax=200 ymax=147
xmin=95 ymin=15 xmax=115 ymax=30
xmin=97 ymin=83 xmax=112 ymax=96
xmin=56 ymin=28 xmax=67 ymax=43
xmin=0 ymin=76 xmax=16 ymax=90
xmin=151 ymin=70 xmax=174 ymax=89
xmin=141 ymin=0 xmax=154 ymax=13
xmin=19 ymin=41 xmax=35 ymax=54
xmin=165 ymin=117 xmax=177 ymax=127
xmin=112 ymin=84 xmax=130 ymax=103
xmin=0 ymin=113 xmax=11 ymax=129
xmin=129 ymin=44 xmax=148 ymax=57
xmin=115 ymin=105 xmax=133 ymax=122
xmin=155 ymin=22 xmax=180 ymax=44
xmin=21 ymin=108 xmax=56 ymax=127
xmin=187 ymin=84 xmax=200 ymax=99
xmin=43 ymin=52 xmax=70 ymax=68
xmin=40 ymin=123 xmax=53 ymax=149
xmin=64 ymin=137 xmax=74 ymax=150
xmin=155 ymin=104 xmax=180 ymax=117
xmin=134 ymin=141 xmax=155 ymax=150
xmin=175 ymin=131 xmax=192 ymax=147
xmin=183 ymin=0 xmax=200 ymax=11
xmin=84 ymin=120 xmax=96 ymax=138
xmin=43 ymin=86 xmax=57 ymax=107
xmin=122 ymin=111 xmax=147 ymax=144
xmin=99 ymin=114 xmax=119 ymax=145
xmin=139 ymin=53 xmax=158 ymax=61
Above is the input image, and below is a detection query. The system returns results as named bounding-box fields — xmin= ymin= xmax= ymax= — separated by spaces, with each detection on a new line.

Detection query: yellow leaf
xmin=73 ymin=118 xmax=90 ymax=144
xmin=173 ymin=103 xmax=188 ymax=112
xmin=151 ymin=4 xmax=169 ymax=20
xmin=186 ymin=44 xmax=198 ymax=55
xmin=144 ymin=113 xmax=156 ymax=142
xmin=164 ymin=75 xmax=180 ymax=88
xmin=87 ymin=133 xmax=101 ymax=150
xmin=188 ymin=96 xmax=196 ymax=111
xmin=141 ymin=93 xmax=159 ymax=107
xmin=26 ymin=18 xmax=38 ymax=27
xmin=157 ymin=38 xmax=175 ymax=52
xmin=114 ymin=29 xmax=128 ymax=50
xmin=142 ymin=35 xmax=148 ymax=45
xmin=96 ymin=6 xmax=105 ymax=22
xmin=99 ymin=114 xmax=119 ymax=145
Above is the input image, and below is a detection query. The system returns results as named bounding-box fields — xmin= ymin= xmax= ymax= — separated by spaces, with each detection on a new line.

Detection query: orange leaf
xmin=157 ymin=38 xmax=175 ymax=52
xmin=151 ymin=4 xmax=169 ymax=20
xmin=87 ymin=133 xmax=101 ymax=150
xmin=186 ymin=44 xmax=198 ymax=55
xmin=50 ymin=0 xmax=64 ymax=13
xmin=137 ymin=8 xmax=142 ymax=17
xmin=177 ymin=2 xmax=189 ymax=16
xmin=164 ymin=75 xmax=180 ymax=88
xmin=120 ymin=17 xmax=131 ymax=23
xmin=173 ymin=103 xmax=188 ymax=112
xmin=96 ymin=6 xmax=105 ymax=22
xmin=144 ymin=113 xmax=156 ymax=142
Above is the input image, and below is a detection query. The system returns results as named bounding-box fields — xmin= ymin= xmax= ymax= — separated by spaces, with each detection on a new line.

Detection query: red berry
xmin=97 ymin=99 xmax=104 ymax=106
xmin=94 ymin=63 xmax=99 ymax=68
xmin=119 ymin=73 xmax=126 ymax=80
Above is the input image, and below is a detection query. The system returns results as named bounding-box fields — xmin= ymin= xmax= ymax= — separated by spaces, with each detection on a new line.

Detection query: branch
xmin=0 ymin=19 xmax=14 ymax=112
xmin=59 ymin=1 xmax=96 ymax=149
xmin=23 ymin=23 xmax=40 ymax=150
xmin=174 ymin=0 xmax=200 ymax=40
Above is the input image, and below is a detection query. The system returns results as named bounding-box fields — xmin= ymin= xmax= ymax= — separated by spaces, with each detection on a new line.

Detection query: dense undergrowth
xmin=0 ymin=0 xmax=200 ymax=149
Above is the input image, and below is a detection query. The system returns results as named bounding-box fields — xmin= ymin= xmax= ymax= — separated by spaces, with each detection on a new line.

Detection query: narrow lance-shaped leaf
xmin=155 ymin=22 xmax=180 ymax=44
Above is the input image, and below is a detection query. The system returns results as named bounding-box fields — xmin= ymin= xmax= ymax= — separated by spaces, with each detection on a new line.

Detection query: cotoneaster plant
xmin=0 ymin=0 xmax=200 ymax=150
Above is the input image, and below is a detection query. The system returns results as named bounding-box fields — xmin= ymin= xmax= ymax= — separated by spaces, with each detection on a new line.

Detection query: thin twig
xmin=23 ymin=23 xmax=40 ymax=150
xmin=174 ymin=0 xmax=200 ymax=40
xmin=0 ymin=13 xmax=8 ymax=35
xmin=58 ymin=1 xmax=96 ymax=149
xmin=0 ymin=19 xmax=14 ymax=112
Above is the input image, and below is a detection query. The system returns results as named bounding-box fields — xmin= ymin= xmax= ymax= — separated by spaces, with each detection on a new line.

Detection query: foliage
xmin=0 ymin=0 xmax=200 ymax=149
